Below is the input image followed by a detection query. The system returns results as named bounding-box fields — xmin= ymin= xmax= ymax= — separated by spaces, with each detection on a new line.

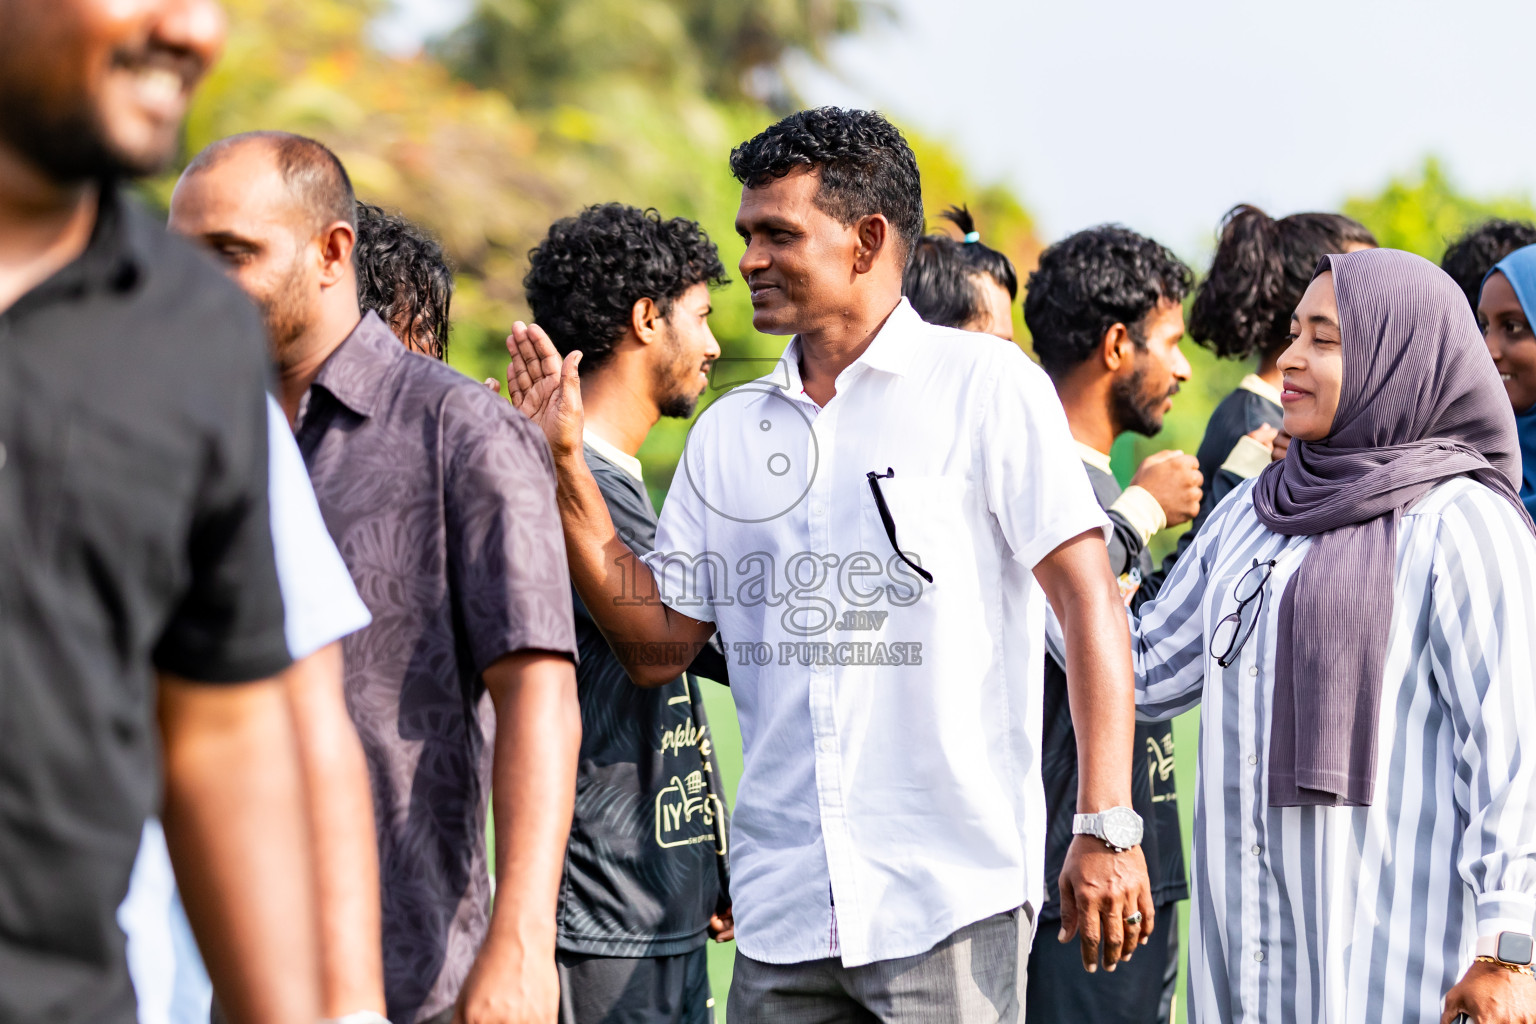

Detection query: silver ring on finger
xmin=1124 ymin=911 xmax=1143 ymax=926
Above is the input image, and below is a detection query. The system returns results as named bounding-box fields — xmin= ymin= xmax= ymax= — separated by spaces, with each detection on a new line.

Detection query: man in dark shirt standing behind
xmin=512 ymin=204 xmax=734 ymax=1024
xmin=0 ymin=2 xmax=320 ymax=1022
xmin=1022 ymin=226 xmax=1197 ymax=1024
xmin=170 ymin=131 xmax=581 ymax=1024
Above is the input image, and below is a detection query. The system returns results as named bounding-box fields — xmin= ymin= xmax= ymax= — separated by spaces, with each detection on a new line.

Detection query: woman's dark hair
xmin=1023 ymin=225 xmax=1193 ymax=380
xmin=903 ymin=206 xmax=1018 ymax=329
xmin=729 ymin=106 xmax=924 ymax=261
xmin=1440 ymin=218 xmax=1536 ymax=311
xmin=354 ymin=201 xmax=454 ymax=360
xmin=1189 ymin=205 xmax=1376 ymax=361
xmin=523 ymin=203 xmax=727 ymax=372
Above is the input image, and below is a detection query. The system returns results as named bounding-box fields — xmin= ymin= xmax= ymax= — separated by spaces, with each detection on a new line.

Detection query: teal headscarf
xmin=1483 ymin=243 xmax=1536 ymax=520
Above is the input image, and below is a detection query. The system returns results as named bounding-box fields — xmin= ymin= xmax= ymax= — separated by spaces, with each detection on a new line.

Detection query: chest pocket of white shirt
xmin=859 ymin=474 xmax=968 ymax=586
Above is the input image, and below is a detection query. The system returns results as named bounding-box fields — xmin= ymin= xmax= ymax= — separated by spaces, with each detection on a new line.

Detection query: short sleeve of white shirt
xmin=266 ymin=395 xmax=372 ymax=658
xmin=978 ymin=344 xmax=1109 ymax=567
xmin=643 ymin=427 xmax=720 ymax=625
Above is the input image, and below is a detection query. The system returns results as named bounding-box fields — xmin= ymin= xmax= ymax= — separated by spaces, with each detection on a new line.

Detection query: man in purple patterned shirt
xmin=171 ymin=131 xmax=581 ymax=1024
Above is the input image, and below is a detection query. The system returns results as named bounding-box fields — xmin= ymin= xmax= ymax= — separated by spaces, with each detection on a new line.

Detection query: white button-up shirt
xmin=645 ymin=299 xmax=1106 ymax=967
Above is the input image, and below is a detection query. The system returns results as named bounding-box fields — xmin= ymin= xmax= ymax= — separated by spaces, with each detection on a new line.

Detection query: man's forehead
xmin=736 ymin=166 xmax=822 ymax=220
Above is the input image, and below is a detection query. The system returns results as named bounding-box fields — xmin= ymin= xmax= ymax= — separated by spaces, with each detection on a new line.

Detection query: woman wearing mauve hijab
xmin=1134 ymin=248 xmax=1536 ymax=1024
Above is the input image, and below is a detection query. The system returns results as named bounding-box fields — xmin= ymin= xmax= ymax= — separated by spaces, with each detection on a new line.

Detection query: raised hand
xmin=503 ymin=321 xmax=583 ymax=458
xmin=1129 ymin=449 xmax=1203 ymax=527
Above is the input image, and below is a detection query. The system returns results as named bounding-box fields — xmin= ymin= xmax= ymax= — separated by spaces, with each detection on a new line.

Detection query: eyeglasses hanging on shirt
xmin=865 ymin=468 xmax=934 ymax=584
xmin=1210 ymin=557 xmax=1277 ymax=668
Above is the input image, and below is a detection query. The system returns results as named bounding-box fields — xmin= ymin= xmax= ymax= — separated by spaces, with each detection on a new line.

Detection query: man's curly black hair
xmin=523 ymin=204 xmax=727 ymax=374
xmin=729 ymin=107 xmax=924 ymax=261
xmin=1440 ymin=218 xmax=1536 ymax=312
xmin=355 ymin=201 xmax=454 ymax=360
xmin=1023 ymin=225 xmax=1193 ymax=380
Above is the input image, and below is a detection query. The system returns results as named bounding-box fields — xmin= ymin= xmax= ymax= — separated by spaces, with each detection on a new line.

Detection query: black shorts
xmin=1024 ymin=903 xmax=1180 ymax=1024
xmin=557 ymin=945 xmax=715 ymax=1024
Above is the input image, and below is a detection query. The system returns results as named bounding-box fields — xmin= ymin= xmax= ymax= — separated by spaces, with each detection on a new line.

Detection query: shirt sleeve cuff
xmin=1108 ymin=485 xmax=1167 ymax=546
xmin=1475 ymin=891 xmax=1536 ymax=939
xmin=1219 ymin=435 xmax=1273 ymax=480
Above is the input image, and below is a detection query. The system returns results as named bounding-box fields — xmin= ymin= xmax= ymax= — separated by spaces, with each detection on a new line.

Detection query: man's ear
xmin=852 ymin=214 xmax=890 ymax=276
xmin=317 ymin=221 xmax=356 ymax=288
xmin=1100 ymin=323 xmax=1134 ymax=372
xmin=630 ymin=296 xmax=663 ymax=345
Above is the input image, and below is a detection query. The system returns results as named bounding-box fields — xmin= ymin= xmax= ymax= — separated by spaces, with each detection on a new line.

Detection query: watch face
xmin=1498 ymin=931 xmax=1534 ymax=966
xmin=1101 ymin=806 xmax=1143 ymax=849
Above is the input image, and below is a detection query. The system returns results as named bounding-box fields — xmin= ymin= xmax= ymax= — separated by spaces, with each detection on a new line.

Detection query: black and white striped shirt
xmin=1135 ymin=476 xmax=1536 ymax=1023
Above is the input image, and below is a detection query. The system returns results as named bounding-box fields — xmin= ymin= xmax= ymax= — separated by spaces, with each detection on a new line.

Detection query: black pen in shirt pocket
xmin=865 ymin=467 xmax=934 ymax=584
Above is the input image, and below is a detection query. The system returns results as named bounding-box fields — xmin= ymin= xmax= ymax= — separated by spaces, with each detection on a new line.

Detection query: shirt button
xmin=1254 ymin=950 xmax=1265 ymax=963
xmin=818 ymin=737 xmax=836 ymax=754
xmin=1248 ymin=754 xmax=1259 ymax=766
xmin=1251 ymin=844 xmax=1262 ymax=856
xmin=1249 ymin=666 xmax=1259 ymax=677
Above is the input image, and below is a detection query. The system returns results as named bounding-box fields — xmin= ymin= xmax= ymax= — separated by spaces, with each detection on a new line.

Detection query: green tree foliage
xmin=1342 ymin=156 xmax=1536 ymax=261
xmin=432 ymin=0 xmax=878 ymax=109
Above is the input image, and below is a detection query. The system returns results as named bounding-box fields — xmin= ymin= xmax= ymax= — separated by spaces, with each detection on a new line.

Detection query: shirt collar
xmin=1074 ymin=440 xmax=1114 ymax=475
xmin=853 ymin=298 xmax=922 ymax=378
xmin=1239 ymin=373 xmax=1283 ymax=406
xmin=777 ymin=297 xmax=922 ymax=398
xmin=310 ymin=311 xmax=403 ymax=419
xmin=28 ymin=182 xmax=148 ymax=303
xmin=583 ymin=428 xmax=644 ymax=484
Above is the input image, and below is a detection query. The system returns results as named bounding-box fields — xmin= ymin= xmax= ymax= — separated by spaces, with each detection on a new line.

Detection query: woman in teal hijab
xmin=1478 ymin=243 xmax=1536 ymax=518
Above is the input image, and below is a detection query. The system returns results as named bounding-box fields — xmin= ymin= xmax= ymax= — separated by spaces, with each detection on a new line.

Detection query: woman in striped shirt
xmin=1134 ymin=248 xmax=1536 ymax=1024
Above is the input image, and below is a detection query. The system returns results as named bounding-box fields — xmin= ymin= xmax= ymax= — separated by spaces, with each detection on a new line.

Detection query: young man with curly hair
xmin=505 ymin=108 xmax=1153 ymax=1023
xmin=1022 ymin=225 xmax=1199 ymax=1024
xmin=516 ymin=203 xmax=733 ymax=1024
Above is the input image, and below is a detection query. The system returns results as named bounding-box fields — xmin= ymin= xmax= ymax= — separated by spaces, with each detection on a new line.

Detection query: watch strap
xmin=1477 ymin=932 xmax=1535 ymax=965
xmin=1072 ymin=812 xmax=1101 ymax=837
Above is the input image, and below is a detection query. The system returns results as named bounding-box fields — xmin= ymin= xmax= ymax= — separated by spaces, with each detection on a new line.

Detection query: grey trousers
xmin=728 ymin=906 xmax=1035 ymax=1024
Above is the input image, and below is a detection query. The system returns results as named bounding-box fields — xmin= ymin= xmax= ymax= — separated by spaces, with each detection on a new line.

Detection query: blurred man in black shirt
xmin=1022 ymin=226 xmax=1198 ymax=1024
xmin=508 ymin=203 xmax=733 ymax=1024
xmin=0 ymin=1 xmax=319 ymax=1022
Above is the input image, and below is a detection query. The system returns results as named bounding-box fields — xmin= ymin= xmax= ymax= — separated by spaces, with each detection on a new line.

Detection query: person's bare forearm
xmin=283 ymin=643 xmax=385 ymax=1017
xmin=551 ymin=446 xmax=712 ymax=685
xmin=1035 ymin=532 xmax=1136 ymax=810
xmin=1062 ymin=574 xmax=1136 ymax=810
xmin=480 ymin=652 xmax=581 ymax=974
xmin=158 ymin=675 xmax=320 ymax=1024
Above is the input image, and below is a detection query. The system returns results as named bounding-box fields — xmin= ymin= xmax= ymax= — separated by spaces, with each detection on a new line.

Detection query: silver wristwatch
xmin=1072 ymin=806 xmax=1144 ymax=852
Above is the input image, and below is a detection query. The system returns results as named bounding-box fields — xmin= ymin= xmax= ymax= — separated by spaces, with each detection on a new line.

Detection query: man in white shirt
xmin=503 ymin=107 xmax=1152 ymax=1022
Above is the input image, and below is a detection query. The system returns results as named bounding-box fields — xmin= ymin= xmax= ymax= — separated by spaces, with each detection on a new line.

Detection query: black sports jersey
xmin=556 ymin=445 xmax=730 ymax=958
xmin=1038 ymin=460 xmax=1187 ymax=916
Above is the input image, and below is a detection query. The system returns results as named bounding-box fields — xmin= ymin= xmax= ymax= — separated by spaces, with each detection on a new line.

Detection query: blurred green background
xmin=159 ymin=1 xmax=1536 ymax=1018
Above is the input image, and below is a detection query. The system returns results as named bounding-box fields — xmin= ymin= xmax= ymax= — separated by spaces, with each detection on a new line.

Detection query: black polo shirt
xmin=0 ymin=185 xmax=291 ymax=1023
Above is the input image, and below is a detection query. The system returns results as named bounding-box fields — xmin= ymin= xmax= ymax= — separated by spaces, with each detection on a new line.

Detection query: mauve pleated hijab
xmin=1251 ymin=248 xmax=1532 ymax=808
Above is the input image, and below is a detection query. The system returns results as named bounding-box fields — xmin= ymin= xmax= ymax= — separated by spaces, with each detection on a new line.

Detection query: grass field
xmin=695 ymin=678 xmax=1202 ymax=1022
